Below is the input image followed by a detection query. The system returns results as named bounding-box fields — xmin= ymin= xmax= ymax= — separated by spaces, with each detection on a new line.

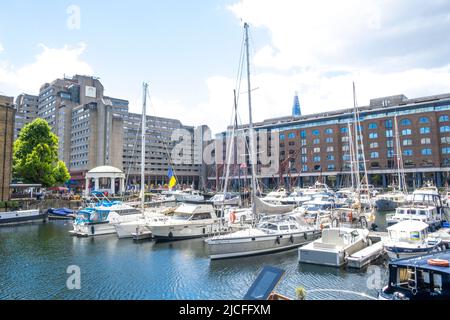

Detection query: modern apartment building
xmin=0 ymin=95 xmax=15 ymax=201
xmin=208 ymin=93 xmax=450 ymax=190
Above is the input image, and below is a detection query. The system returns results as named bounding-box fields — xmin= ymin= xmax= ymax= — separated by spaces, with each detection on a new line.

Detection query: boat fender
xmin=303 ymin=232 xmax=308 ymax=240
xmin=275 ymin=236 xmax=281 ymax=245
xmin=168 ymin=231 xmax=173 ymax=238
xmin=290 ymin=235 xmax=295 ymax=243
xmin=91 ymin=226 xmax=95 ymax=235
xmin=230 ymin=211 xmax=237 ymax=224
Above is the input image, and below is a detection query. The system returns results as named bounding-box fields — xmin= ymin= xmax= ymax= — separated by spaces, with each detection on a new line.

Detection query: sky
xmin=1 ymin=0 xmax=450 ymax=134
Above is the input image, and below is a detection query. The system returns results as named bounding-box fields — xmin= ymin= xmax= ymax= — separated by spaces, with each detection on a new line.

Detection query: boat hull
xmin=384 ymin=243 xmax=443 ymax=260
xmin=114 ymin=221 xmax=147 ymax=239
xmin=299 ymin=239 xmax=369 ymax=267
xmin=70 ymin=221 xmax=116 ymax=237
xmin=0 ymin=210 xmax=47 ymax=226
xmin=207 ymin=230 xmax=322 ymax=259
xmin=150 ymin=222 xmax=224 ymax=242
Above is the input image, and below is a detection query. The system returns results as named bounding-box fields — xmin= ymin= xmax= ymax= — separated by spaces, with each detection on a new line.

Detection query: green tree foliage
xmin=13 ymin=118 xmax=70 ymax=187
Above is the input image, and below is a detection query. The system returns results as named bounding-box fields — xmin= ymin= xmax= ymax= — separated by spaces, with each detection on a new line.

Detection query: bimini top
xmin=391 ymin=250 xmax=450 ymax=273
xmin=387 ymin=220 xmax=429 ymax=232
xmin=87 ymin=166 xmax=123 ymax=174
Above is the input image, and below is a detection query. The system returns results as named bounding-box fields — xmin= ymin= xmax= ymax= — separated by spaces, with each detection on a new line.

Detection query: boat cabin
xmin=380 ymin=251 xmax=450 ymax=300
xmin=171 ymin=204 xmax=217 ymax=221
xmin=387 ymin=220 xmax=429 ymax=243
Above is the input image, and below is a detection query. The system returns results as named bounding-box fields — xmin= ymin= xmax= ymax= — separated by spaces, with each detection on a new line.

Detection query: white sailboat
xmin=205 ymin=23 xmax=320 ymax=259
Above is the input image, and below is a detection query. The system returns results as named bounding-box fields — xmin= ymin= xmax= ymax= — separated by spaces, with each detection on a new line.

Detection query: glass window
xmin=440 ymin=126 xmax=450 ymax=133
xmin=370 ymin=142 xmax=378 ymax=148
xmin=340 ymin=127 xmax=348 ymax=134
xmin=387 ymin=139 xmax=394 ymax=148
xmin=301 ymin=156 xmax=307 ymax=163
xmin=300 ymin=130 xmax=306 ymax=138
xmin=327 ymin=154 xmax=334 ymax=161
xmin=369 ymin=132 xmax=378 ymax=139
xmin=313 ymin=147 xmax=320 ymax=153
xmin=368 ymin=122 xmax=377 ymax=129
xmin=326 ymin=146 xmax=334 ymax=152
xmin=342 ymin=136 xmax=349 ymax=142
xmin=313 ymin=156 xmax=321 ymax=162
xmin=400 ymin=118 xmax=411 ymax=126
xmin=327 ymin=164 xmax=335 ymax=170
xmin=442 ymin=147 xmax=450 ymax=154
xmin=326 ymin=137 xmax=333 ymax=143
xmin=370 ymin=152 xmax=379 ymax=159
xmin=439 ymin=115 xmax=449 ymax=122
xmin=385 ymin=119 xmax=393 ymax=129
xmin=279 ymin=134 xmax=285 ymax=141
xmin=312 ymin=129 xmax=320 ymax=136
xmin=342 ymin=145 xmax=349 ymax=151
xmin=420 ymin=127 xmax=430 ymax=134
xmin=386 ymin=130 xmax=393 ymax=137
xmin=313 ymin=165 xmax=321 ymax=171
xmin=302 ymin=165 xmax=308 ymax=171
xmin=403 ymin=149 xmax=413 ymax=156
xmin=387 ymin=149 xmax=394 ymax=158
xmin=402 ymin=129 xmax=412 ymax=136
xmin=301 ymin=139 xmax=307 ymax=145
xmin=288 ymin=132 xmax=296 ymax=139
xmin=403 ymin=139 xmax=412 ymax=146
xmin=419 ymin=117 xmax=430 ymax=123
xmin=441 ymin=136 xmax=450 ymax=144
xmin=421 ymin=138 xmax=431 ymax=145
xmin=421 ymin=149 xmax=432 ymax=155
xmin=325 ymin=128 xmax=333 ymax=134
xmin=301 ymin=148 xmax=307 ymax=154
xmin=313 ymin=138 xmax=320 ymax=144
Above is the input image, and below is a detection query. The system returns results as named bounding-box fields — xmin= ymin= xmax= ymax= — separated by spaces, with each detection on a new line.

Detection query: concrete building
xmin=208 ymin=92 xmax=450 ymax=190
xmin=36 ymin=75 xmax=126 ymax=187
xmin=122 ymin=113 xmax=210 ymax=190
xmin=0 ymin=96 xmax=15 ymax=201
xmin=14 ymin=93 xmax=38 ymax=140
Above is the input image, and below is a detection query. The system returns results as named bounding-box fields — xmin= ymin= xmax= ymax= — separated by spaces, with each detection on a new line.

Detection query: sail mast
xmin=140 ymin=82 xmax=148 ymax=213
xmin=244 ymin=22 xmax=257 ymax=216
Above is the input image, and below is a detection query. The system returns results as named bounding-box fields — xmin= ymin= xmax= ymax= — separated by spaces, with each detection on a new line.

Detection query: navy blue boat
xmin=47 ymin=207 xmax=75 ymax=219
xmin=379 ymin=250 xmax=450 ymax=300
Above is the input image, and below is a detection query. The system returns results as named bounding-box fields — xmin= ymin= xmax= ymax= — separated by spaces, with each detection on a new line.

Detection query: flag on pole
xmin=167 ymin=168 xmax=177 ymax=188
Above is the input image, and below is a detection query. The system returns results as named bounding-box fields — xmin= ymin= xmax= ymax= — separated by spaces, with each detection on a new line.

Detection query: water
xmin=0 ymin=213 xmax=390 ymax=300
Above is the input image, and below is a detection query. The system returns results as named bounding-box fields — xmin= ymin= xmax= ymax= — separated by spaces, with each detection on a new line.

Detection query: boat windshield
xmin=172 ymin=213 xmax=192 ymax=220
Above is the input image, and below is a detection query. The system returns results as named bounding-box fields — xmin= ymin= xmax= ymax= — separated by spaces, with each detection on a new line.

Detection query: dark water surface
xmin=0 ymin=213 xmax=390 ymax=300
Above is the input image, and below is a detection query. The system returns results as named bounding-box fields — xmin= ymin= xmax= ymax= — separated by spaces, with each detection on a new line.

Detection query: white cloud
xmin=0 ymin=43 xmax=93 ymax=95
xmin=186 ymin=0 xmax=450 ymax=134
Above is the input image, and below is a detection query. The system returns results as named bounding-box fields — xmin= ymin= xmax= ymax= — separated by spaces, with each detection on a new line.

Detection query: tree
xmin=13 ymin=118 xmax=70 ymax=187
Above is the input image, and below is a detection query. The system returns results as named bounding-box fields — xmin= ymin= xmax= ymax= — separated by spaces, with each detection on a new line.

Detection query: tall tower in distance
xmin=292 ymin=91 xmax=301 ymax=117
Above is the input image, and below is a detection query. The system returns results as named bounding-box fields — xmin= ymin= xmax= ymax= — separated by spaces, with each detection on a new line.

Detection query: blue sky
xmin=1 ymin=1 xmax=450 ymax=134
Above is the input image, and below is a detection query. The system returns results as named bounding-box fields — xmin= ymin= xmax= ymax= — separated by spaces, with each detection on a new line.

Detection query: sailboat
xmin=114 ymin=82 xmax=168 ymax=238
xmin=205 ymin=23 xmax=320 ymax=259
xmin=331 ymin=83 xmax=376 ymax=230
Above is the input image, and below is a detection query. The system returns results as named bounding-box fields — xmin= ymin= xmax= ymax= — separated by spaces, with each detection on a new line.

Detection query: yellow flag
xmin=169 ymin=176 xmax=177 ymax=188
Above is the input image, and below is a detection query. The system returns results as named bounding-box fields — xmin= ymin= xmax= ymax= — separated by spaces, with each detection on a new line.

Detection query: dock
xmin=347 ymin=240 xmax=386 ymax=269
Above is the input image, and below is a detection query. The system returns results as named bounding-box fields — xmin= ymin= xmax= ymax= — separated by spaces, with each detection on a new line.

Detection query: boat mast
xmin=244 ymin=22 xmax=257 ymax=216
xmin=352 ymin=83 xmax=361 ymax=198
xmin=140 ymin=82 xmax=148 ymax=213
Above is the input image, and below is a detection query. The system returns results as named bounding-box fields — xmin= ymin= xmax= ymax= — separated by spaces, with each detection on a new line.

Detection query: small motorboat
xmin=47 ymin=207 xmax=76 ymax=220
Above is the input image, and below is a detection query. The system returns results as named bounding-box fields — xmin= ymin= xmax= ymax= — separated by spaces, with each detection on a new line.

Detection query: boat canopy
xmin=387 ymin=220 xmax=429 ymax=232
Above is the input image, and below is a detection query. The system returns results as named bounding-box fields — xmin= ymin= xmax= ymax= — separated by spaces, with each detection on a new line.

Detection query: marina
xmin=0 ymin=217 xmax=390 ymax=300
